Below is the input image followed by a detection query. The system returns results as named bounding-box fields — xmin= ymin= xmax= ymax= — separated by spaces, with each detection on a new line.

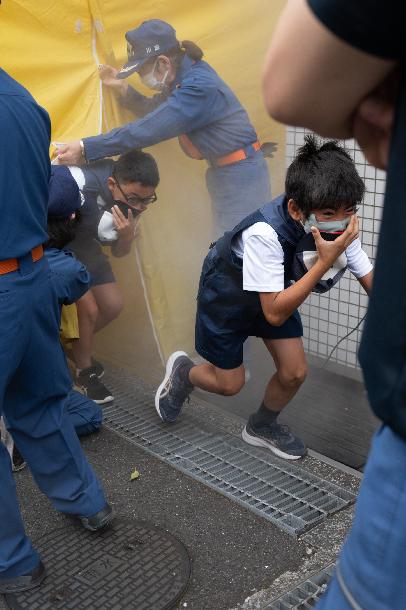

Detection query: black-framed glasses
xmin=113 ymin=176 xmax=157 ymax=207
xmin=345 ymin=205 xmax=359 ymax=214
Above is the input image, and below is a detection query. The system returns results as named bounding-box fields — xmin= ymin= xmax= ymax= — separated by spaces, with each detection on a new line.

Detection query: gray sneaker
xmin=155 ymin=351 xmax=194 ymax=423
xmin=242 ymin=416 xmax=307 ymax=460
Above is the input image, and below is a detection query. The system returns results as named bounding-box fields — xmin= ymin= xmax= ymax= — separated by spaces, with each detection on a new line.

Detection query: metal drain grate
xmin=102 ymin=371 xmax=355 ymax=536
xmin=264 ymin=564 xmax=334 ymax=609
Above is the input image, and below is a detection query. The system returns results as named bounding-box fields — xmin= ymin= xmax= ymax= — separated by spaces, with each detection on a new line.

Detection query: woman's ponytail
xmin=181 ymin=40 xmax=204 ymax=61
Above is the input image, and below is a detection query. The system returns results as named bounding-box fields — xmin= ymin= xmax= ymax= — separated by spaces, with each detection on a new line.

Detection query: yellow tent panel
xmin=0 ymin=0 xmax=286 ymax=379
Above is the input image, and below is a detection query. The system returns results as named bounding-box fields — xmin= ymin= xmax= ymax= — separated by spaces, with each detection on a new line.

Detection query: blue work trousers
xmin=316 ymin=425 xmax=406 ymax=610
xmin=66 ymin=389 xmax=102 ymax=437
xmin=0 ymin=256 xmax=106 ymax=579
xmin=206 ymin=153 xmax=271 ymax=239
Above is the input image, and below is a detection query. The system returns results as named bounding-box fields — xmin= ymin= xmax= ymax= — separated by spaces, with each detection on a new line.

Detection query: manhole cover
xmin=5 ymin=517 xmax=191 ymax=610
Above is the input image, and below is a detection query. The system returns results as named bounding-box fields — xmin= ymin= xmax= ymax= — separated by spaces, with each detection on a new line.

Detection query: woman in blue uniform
xmin=57 ymin=19 xmax=272 ymax=237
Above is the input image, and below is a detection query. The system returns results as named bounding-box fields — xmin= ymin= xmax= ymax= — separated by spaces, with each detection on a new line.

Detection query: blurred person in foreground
xmin=263 ymin=1 xmax=406 ymax=608
xmin=0 ymin=69 xmax=111 ymax=596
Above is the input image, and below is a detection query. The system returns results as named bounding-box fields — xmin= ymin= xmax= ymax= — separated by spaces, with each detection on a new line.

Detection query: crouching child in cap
xmin=154 ymin=136 xmax=373 ymax=460
xmin=1 ymin=166 xmax=103 ymax=473
xmin=45 ymin=166 xmax=103 ymax=437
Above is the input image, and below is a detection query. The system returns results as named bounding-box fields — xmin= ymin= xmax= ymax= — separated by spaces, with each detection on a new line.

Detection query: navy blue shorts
xmin=69 ymin=237 xmax=115 ymax=287
xmin=195 ymin=248 xmax=303 ymax=369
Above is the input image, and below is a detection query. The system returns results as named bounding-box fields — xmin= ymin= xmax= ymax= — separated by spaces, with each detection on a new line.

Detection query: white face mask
xmin=140 ymin=59 xmax=169 ymax=91
xmin=302 ymin=213 xmax=351 ymax=234
xmin=98 ymin=211 xmax=118 ymax=243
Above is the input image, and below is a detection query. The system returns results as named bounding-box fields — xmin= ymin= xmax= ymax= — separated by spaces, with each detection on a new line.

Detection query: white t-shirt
xmin=232 ymin=222 xmax=373 ymax=293
xmin=67 ymin=165 xmax=85 ymax=191
xmin=67 ymin=165 xmax=108 ymax=209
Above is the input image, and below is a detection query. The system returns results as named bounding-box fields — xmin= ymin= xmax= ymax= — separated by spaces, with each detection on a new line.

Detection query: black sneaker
xmin=242 ymin=416 xmax=307 ymax=460
xmin=76 ymin=367 xmax=113 ymax=404
xmin=155 ymin=351 xmax=194 ymax=423
xmin=91 ymin=358 xmax=105 ymax=379
xmin=0 ymin=561 xmax=46 ymax=594
xmin=65 ymin=350 xmax=105 ymax=379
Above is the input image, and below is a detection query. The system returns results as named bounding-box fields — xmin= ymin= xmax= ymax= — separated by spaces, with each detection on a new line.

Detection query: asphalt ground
xmin=1 ymin=392 xmax=360 ymax=610
xmin=2 ymin=428 xmax=304 ymax=610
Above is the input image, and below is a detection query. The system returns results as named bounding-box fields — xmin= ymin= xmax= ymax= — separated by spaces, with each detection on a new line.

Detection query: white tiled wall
xmin=286 ymin=127 xmax=385 ymax=368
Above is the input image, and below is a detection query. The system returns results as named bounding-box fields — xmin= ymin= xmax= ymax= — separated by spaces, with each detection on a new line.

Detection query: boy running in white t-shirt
xmin=155 ymin=136 xmax=372 ymax=460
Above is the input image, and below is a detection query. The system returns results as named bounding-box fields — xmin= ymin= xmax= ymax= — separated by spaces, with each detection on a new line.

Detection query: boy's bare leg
xmin=242 ymin=337 xmax=307 ymax=459
xmin=70 ymin=289 xmax=114 ymax=404
xmin=262 ymin=337 xmax=308 ymax=413
xmin=155 ymin=352 xmax=245 ymax=424
xmin=91 ymin=283 xmax=123 ymax=332
xmin=71 ymin=283 xmax=123 ymax=369
xmin=189 ymin=363 xmax=245 ymax=396
xmin=71 ymin=291 xmax=98 ymax=370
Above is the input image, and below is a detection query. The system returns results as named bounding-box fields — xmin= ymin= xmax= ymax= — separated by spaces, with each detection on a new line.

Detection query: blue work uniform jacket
xmin=0 ymin=69 xmax=50 ymax=258
xmin=84 ymin=56 xmax=258 ymax=163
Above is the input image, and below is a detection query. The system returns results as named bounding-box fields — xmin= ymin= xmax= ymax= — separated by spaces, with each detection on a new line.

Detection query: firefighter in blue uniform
xmin=57 ymin=19 xmax=272 ymax=237
xmin=0 ymin=69 xmax=112 ymax=595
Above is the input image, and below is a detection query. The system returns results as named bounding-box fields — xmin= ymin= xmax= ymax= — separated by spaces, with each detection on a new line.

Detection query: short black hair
xmin=285 ymin=135 xmax=365 ymax=217
xmin=112 ymin=149 xmax=159 ymax=188
xmin=46 ymin=210 xmax=81 ymax=250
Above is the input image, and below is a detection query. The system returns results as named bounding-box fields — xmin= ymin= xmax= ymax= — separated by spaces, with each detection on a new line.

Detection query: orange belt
xmin=178 ymin=135 xmax=262 ymax=167
xmin=0 ymin=245 xmax=44 ymax=276
xmin=214 ymin=140 xmax=261 ymax=167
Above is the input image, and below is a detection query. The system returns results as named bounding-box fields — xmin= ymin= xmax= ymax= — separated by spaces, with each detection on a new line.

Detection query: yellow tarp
xmin=0 ymin=0 xmax=286 ymax=378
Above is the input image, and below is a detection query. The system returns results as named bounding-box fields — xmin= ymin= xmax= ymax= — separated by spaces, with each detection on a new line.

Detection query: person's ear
xmin=107 ymin=176 xmax=116 ymax=193
xmin=287 ymin=198 xmax=304 ymax=222
xmin=156 ymin=55 xmax=171 ymax=73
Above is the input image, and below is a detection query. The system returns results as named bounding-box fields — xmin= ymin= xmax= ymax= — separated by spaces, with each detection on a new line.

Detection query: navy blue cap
xmin=117 ymin=19 xmax=180 ymax=79
xmin=48 ymin=166 xmax=82 ymax=218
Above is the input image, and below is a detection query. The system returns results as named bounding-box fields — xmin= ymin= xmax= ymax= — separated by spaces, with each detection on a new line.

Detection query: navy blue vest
xmin=215 ymin=194 xmax=303 ymax=287
xmin=74 ymin=160 xmax=115 ymax=241
xmin=215 ymin=194 xmax=348 ymax=294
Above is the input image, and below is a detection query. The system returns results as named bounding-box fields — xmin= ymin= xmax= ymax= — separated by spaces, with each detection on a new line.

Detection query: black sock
xmin=250 ymin=401 xmax=279 ymax=427
xmin=178 ymin=362 xmax=195 ymax=388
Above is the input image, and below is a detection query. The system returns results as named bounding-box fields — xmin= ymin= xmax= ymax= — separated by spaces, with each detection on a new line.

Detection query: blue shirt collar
xmin=173 ymin=55 xmax=195 ymax=88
